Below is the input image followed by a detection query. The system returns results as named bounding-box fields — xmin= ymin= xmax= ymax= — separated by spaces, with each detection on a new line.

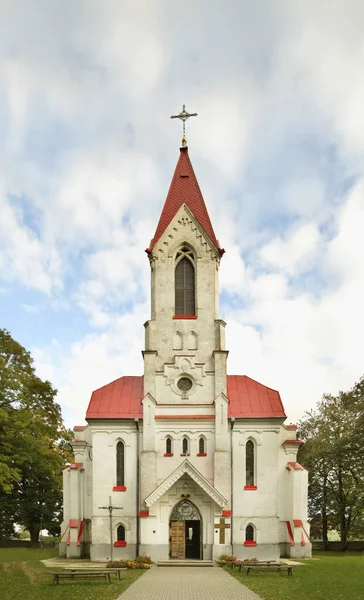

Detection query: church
xmin=60 ymin=128 xmax=311 ymax=563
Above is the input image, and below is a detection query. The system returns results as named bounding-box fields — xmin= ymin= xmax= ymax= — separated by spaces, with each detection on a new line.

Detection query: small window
xmin=182 ymin=437 xmax=188 ymax=455
xmin=166 ymin=437 xmax=172 ymax=454
xmin=246 ymin=440 xmax=254 ymax=486
xmin=245 ymin=524 xmax=254 ymax=542
xmin=116 ymin=441 xmax=125 ymax=487
xmin=199 ymin=437 xmax=205 ymax=454
xmin=117 ymin=525 xmax=125 ymax=542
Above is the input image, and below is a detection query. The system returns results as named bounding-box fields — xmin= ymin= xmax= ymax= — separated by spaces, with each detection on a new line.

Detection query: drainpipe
xmin=135 ymin=418 xmax=140 ymax=558
xmin=230 ymin=417 xmax=235 ymax=554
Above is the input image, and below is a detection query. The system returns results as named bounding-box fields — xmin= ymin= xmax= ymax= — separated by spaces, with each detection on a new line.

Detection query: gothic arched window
xmin=166 ymin=437 xmax=172 ymax=454
xmin=245 ymin=524 xmax=254 ymax=542
xmin=117 ymin=524 xmax=125 ymax=542
xmin=182 ymin=437 xmax=189 ymax=455
xmin=199 ymin=436 xmax=205 ymax=454
xmin=175 ymin=247 xmax=195 ymax=316
xmin=116 ymin=441 xmax=125 ymax=487
xmin=246 ymin=440 xmax=255 ymax=486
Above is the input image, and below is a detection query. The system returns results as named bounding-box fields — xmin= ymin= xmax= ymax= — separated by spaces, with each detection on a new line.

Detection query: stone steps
xmin=157 ymin=560 xmax=214 ymax=567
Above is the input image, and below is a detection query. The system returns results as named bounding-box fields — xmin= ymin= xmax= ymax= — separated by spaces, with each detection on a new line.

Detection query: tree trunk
xmin=29 ymin=527 xmax=39 ymax=548
xmin=322 ymin=477 xmax=329 ymax=550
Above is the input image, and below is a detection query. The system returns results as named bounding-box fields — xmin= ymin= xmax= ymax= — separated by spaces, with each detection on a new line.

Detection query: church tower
xmin=141 ymin=145 xmax=231 ymax=506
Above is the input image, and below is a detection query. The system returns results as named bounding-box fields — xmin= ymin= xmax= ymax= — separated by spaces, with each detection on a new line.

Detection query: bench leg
xmin=247 ymin=568 xmax=251 ymax=575
xmin=106 ymin=573 xmax=111 ymax=584
xmin=53 ymin=574 xmax=59 ymax=584
xmin=288 ymin=568 xmax=292 ymax=576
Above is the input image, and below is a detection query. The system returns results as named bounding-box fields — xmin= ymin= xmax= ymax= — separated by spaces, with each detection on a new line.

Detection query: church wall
xmin=89 ymin=422 xmax=138 ymax=561
xmin=155 ymin=422 xmax=215 ymax=485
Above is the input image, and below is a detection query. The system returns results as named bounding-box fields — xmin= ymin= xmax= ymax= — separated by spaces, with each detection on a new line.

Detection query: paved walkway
xmin=117 ymin=566 xmax=263 ymax=600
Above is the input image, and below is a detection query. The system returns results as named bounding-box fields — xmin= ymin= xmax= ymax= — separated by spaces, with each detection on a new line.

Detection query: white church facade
xmin=60 ymin=144 xmax=311 ymax=562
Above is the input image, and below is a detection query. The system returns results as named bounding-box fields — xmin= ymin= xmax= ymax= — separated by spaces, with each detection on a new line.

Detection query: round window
xmin=177 ymin=377 xmax=193 ymax=392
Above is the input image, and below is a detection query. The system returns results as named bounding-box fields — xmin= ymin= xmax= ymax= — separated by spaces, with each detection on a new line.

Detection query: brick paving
xmin=117 ymin=566 xmax=263 ymax=599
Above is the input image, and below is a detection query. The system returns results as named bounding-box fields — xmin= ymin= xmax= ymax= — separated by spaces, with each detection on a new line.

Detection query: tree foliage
xmin=298 ymin=376 xmax=364 ymax=548
xmin=0 ymin=328 xmax=73 ymax=545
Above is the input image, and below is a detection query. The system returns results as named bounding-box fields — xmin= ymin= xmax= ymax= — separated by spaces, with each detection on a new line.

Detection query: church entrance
xmin=169 ymin=500 xmax=201 ymax=560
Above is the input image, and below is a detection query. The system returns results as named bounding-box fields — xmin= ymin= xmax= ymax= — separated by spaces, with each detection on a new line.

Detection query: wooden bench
xmin=229 ymin=560 xmax=275 ymax=571
xmin=68 ymin=567 xmax=127 ymax=581
xmin=245 ymin=563 xmax=295 ymax=576
xmin=50 ymin=570 xmax=113 ymax=584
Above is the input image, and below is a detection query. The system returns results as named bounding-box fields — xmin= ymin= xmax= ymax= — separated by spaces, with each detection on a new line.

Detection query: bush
xmin=107 ymin=558 xmax=151 ymax=569
xmin=135 ymin=555 xmax=152 ymax=564
xmin=219 ymin=554 xmax=237 ymax=564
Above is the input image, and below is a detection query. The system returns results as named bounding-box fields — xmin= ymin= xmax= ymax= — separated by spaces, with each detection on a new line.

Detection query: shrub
xmin=219 ymin=554 xmax=237 ymax=563
xmin=135 ymin=555 xmax=152 ymax=564
xmin=107 ymin=558 xmax=151 ymax=569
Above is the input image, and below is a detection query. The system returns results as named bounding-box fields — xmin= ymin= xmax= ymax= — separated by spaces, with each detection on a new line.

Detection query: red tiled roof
xmin=86 ymin=376 xmax=143 ymax=419
xmin=86 ymin=374 xmax=285 ymax=420
xmin=148 ymin=147 xmax=222 ymax=252
xmin=227 ymin=375 xmax=286 ymax=418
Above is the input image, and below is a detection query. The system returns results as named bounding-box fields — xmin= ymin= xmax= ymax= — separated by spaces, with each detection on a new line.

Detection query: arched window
xmin=246 ymin=440 xmax=255 ymax=486
xmin=199 ymin=437 xmax=205 ymax=454
xmin=182 ymin=437 xmax=189 ymax=455
xmin=117 ymin=525 xmax=125 ymax=542
xmin=175 ymin=247 xmax=195 ymax=316
xmin=245 ymin=524 xmax=254 ymax=542
xmin=116 ymin=441 xmax=125 ymax=487
xmin=166 ymin=437 xmax=172 ymax=454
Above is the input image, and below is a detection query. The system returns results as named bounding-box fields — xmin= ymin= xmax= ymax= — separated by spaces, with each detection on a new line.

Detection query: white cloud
xmin=2 ymin=0 xmax=364 ymax=430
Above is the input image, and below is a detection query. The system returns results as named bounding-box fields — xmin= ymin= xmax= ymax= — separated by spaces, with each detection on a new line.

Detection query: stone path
xmin=117 ymin=566 xmax=263 ymax=600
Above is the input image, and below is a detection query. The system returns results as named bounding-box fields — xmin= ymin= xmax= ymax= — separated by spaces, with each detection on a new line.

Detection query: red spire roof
xmin=148 ymin=147 xmax=222 ymax=253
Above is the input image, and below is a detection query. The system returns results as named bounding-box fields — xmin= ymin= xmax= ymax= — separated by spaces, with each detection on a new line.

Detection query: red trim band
xmin=114 ymin=541 xmax=127 ymax=547
xmin=173 ymin=315 xmax=197 ymax=319
xmin=197 ymin=453 xmax=207 ymax=457
xmin=164 ymin=453 xmax=174 ymax=457
xmin=286 ymin=521 xmax=295 ymax=546
xmin=222 ymin=510 xmax=232 ymax=517
xmin=293 ymin=519 xmax=303 ymax=527
xmin=113 ymin=486 xmax=127 ymax=491
xmin=244 ymin=541 xmax=257 ymax=546
xmin=77 ymin=520 xmax=84 ymax=546
xmin=244 ymin=485 xmax=257 ymax=490
xmin=139 ymin=510 xmax=149 ymax=517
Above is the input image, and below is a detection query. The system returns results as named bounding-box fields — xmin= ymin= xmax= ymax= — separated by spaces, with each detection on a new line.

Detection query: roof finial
xmin=171 ymin=104 xmax=198 ymax=147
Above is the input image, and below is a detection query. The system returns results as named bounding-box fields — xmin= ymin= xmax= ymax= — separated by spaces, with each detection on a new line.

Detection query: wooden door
xmin=170 ymin=520 xmax=185 ymax=559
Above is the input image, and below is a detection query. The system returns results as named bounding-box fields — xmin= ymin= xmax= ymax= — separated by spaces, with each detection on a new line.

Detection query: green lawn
xmin=225 ymin=553 xmax=364 ymax=600
xmin=0 ymin=547 xmax=145 ymax=600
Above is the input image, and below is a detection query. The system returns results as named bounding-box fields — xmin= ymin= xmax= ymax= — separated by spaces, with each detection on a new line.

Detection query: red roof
xmin=227 ymin=375 xmax=286 ymax=418
xmin=86 ymin=376 xmax=143 ymax=419
xmin=86 ymin=374 xmax=285 ymax=420
xmin=148 ymin=147 xmax=222 ymax=252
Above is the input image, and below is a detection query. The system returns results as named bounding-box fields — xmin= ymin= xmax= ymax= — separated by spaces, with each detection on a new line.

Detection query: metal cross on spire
xmin=171 ymin=104 xmax=198 ymax=147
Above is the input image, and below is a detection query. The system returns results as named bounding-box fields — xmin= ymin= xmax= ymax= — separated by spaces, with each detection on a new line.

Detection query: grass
xmin=0 ymin=547 xmax=145 ymax=600
xmin=225 ymin=552 xmax=364 ymax=600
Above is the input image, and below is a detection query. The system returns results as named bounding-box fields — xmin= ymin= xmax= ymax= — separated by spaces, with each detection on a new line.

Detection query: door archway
xmin=169 ymin=499 xmax=202 ymax=560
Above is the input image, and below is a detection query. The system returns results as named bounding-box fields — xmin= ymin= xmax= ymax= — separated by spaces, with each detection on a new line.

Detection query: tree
xmin=0 ymin=328 xmax=73 ymax=545
xmin=298 ymin=376 xmax=364 ymax=549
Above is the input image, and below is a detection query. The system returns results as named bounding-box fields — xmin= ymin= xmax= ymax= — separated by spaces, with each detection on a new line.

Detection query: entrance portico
xmin=139 ymin=459 xmax=228 ymax=562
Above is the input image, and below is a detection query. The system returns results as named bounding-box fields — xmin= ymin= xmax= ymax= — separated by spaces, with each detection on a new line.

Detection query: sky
xmin=1 ymin=0 xmax=364 ymax=428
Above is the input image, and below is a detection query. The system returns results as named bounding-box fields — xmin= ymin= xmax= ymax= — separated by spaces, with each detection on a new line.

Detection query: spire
xmin=148 ymin=147 xmax=223 ymax=254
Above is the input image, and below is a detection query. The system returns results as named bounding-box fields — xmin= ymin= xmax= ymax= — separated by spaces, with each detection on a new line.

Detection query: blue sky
xmin=1 ymin=0 xmax=364 ymax=427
